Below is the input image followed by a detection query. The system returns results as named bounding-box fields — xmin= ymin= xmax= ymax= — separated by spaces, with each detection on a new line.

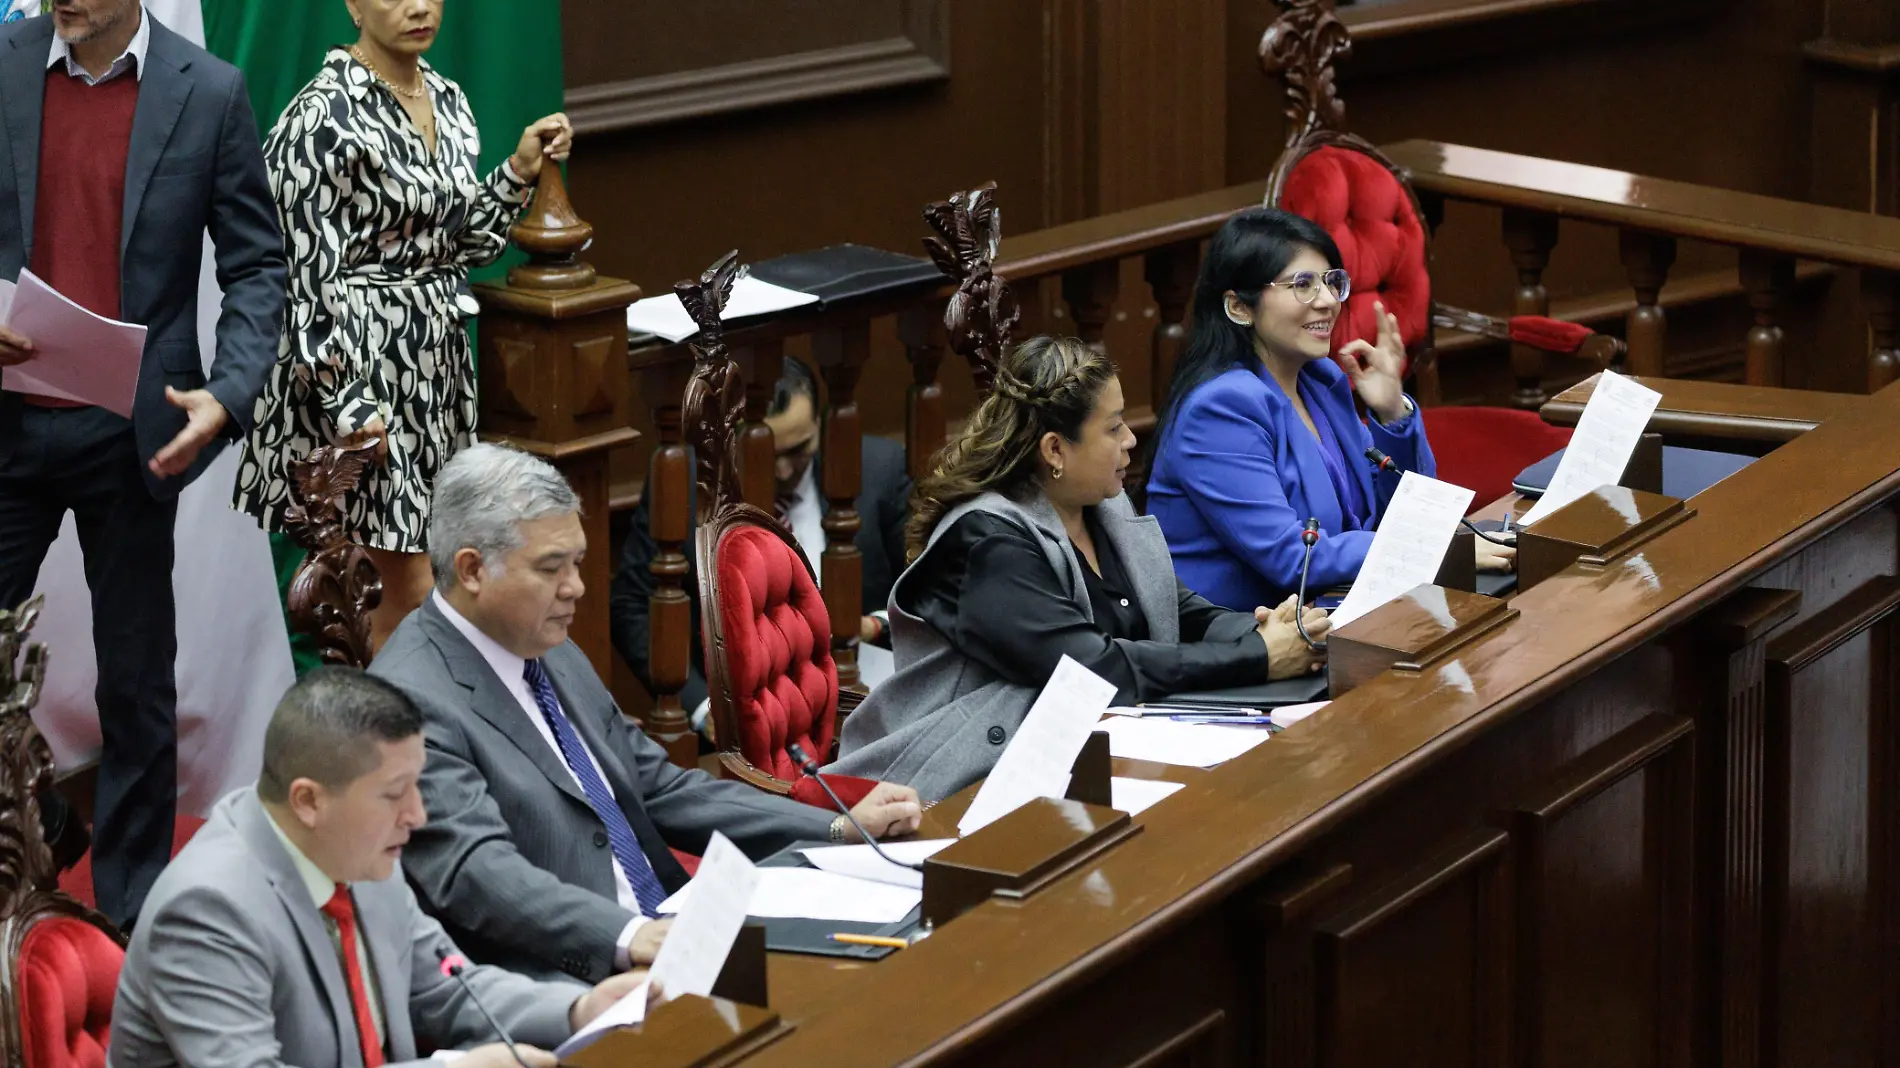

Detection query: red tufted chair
xmin=678 ymin=252 xmax=876 ymax=809
xmin=1260 ymin=2 xmax=1619 ymax=503
xmin=1 ymin=595 xmax=127 ymax=1068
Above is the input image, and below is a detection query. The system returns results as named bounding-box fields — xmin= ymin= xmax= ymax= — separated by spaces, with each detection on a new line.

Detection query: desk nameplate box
xmin=921 ymin=796 xmax=1139 ymax=927
xmin=1326 ymin=585 xmax=1519 ymax=697
xmin=1515 ymin=485 xmax=1694 ymax=591
xmin=564 ymin=994 xmax=787 ymax=1068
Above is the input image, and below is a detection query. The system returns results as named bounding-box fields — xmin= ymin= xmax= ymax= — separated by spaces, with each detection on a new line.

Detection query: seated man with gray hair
xmin=110 ymin=668 xmax=649 ymax=1068
xmin=371 ymin=444 xmax=923 ymax=985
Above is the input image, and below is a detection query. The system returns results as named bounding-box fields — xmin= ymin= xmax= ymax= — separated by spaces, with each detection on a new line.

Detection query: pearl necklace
xmin=349 ymin=45 xmax=428 ymax=100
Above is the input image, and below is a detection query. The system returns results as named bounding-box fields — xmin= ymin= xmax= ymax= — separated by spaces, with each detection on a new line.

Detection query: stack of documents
xmin=658 ymin=867 xmax=921 ymax=925
xmin=0 ymin=270 xmax=146 ymax=418
xmin=798 ymin=839 xmax=955 ymax=890
xmin=1096 ymin=716 xmax=1273 ymax=768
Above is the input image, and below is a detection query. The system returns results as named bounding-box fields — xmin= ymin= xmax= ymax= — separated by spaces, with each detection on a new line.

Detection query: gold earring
xmin=1052 ymin=466 xmax=1064 ymax=480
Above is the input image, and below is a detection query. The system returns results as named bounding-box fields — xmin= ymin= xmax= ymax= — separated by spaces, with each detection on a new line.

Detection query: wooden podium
xmin=473 ymin=166 xmax=641 ymax=679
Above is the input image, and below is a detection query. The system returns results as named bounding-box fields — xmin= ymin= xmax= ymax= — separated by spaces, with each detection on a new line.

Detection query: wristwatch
xmin=828 ymin=815 xmax=849 ymax=843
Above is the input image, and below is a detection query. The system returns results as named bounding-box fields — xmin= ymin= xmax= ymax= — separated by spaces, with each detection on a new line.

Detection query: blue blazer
xmin=1148 ymin=358 xmax=1435 ymax=611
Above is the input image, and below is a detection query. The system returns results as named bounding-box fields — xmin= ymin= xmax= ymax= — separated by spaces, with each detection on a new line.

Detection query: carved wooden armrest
xmin=716 ymin=751 xmax=794 ymax=796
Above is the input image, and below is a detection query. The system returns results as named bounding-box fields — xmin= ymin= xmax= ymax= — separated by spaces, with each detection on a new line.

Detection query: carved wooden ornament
xmin=1259 ymin=0 xmax=1351 ymax=145
xmin=283 ymin=442 xmax=386 ymax=669
xmin=923 ymin=182 xmax=1019 ymax=391
xmin=678 ymin=250 xmax=749 ymax=513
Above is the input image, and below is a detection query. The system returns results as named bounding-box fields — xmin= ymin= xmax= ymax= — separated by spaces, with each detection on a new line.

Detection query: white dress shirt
xmin=785 ymin=461 xmax=826 ymax=581
xmin=264 ymin=810 xmax=387 ymax=1044
xmin=45 ymin=3 xmax=149 ymax=85
xmin=431 ymin=591 xmax=651 ymax=966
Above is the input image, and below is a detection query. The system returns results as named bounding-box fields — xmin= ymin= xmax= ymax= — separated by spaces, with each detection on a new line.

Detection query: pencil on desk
xmin=829 ymin=933 xmax=910 ymax=949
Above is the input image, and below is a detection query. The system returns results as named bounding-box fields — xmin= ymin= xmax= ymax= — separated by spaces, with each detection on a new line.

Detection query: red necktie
xmin=320 ymin=885 xmax=386 ymax=1068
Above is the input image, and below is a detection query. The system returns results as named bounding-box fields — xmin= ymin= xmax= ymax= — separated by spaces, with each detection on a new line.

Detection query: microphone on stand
xmin=1363 ymin=446 xmax=1517 ymax=547
xmin=438 ymin=952 xmax=533 ymax=1068
xmin=1295 ymin=518 xmax=1327 ymax=651
xmin=786 ymin=742 xmax=923 ymax=872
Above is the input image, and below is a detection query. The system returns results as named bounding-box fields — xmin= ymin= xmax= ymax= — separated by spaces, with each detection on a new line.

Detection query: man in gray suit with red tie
xmin=0 ymin=0 xmax=286 ymax=928
xmin=372 ymin=444 xmax=924 ymax=985
xmin=111 ymin=667 xmax=650 ymax=1068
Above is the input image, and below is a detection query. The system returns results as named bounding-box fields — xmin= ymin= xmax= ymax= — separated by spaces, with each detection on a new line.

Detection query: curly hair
xmin=906 ymin=335 xmax=1116 ymax=561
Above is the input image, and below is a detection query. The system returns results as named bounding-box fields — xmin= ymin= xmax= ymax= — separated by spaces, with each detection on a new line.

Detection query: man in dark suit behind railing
xmin=610 ymin=356 xmax=911 ymax=730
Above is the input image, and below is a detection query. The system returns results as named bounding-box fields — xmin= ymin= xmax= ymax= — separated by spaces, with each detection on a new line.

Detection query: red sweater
xmin=24 ymin=67 xmax=139 ymax=408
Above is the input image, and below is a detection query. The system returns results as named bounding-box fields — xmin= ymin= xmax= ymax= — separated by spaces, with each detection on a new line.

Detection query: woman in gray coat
xmin=829 ymin=336 xmax=1330 ymax=800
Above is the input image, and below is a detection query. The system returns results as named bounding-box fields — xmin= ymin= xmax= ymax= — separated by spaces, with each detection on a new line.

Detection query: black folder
xmin=746 ymin=243 xmax=944 ymax=309
xmin=1512 ymin=445 xmax=1754 ymax=500
xmin=1154 ymin=674 xmax=1328 ymax=709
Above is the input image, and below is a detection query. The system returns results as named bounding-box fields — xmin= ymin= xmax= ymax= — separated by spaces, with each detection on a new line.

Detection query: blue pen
xmin=1165 ymin=714 xmax=1280 ymax=729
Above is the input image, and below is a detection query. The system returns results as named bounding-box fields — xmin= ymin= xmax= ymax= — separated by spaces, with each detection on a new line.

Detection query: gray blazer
xmin=828 ymin=490 xmax=1253 ymax=800
xmin=370 ymin=597 xmax=835 ymax=985
xmin=0 ymin=14 xmax=285 ymax=498
xmin=109 ymin=788 xmax=580 ymax=1068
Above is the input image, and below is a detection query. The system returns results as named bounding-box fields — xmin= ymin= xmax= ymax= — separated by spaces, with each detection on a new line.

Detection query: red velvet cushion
xmin=1422 ymin=406 xmax=1574 ymax=504
xmin=16 ymin=916 xmax=122 ymax=1068
xmin=715 ymin=525 xmax=840 ymax=783
xmin=1279 ymin=145 xmax=1432 ymax=368
xmin=788 ymin=773 xmax=878 ymax=811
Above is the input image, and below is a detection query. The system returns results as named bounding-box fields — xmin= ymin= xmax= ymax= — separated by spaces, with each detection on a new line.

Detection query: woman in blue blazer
xmin=1147 ymin=208 xmax=1513 ymax=611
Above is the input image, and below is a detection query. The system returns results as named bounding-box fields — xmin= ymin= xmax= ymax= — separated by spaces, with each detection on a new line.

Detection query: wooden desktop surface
xmin=649 ymin=378 xmax=1900 ymax=1068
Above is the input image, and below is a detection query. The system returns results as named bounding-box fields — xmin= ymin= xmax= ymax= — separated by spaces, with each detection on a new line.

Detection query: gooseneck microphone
xmin=438 ymin=952 xmax=532 ymax=1068
xmin=786 ymin=742 xmax=924 ymax=872
xmin=1295 ymin=518 xmax=1327 ymax=651
xmin=1363 ymin=447 xmax=1518 ymax=547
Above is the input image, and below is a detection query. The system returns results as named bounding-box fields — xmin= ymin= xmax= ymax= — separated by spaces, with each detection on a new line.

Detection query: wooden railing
xmin=623 ymin=153 xmax=1900 ymax=764
xmin=1387 ymin=139 xmax=1900 ymax=398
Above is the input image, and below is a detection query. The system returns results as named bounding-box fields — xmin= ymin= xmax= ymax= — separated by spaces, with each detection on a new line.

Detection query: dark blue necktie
xmin=523 ymin=658 xmax=666 ymax=918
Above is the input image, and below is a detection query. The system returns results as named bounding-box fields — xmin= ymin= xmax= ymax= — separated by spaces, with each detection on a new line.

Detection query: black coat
xmin=610 ymin=434 xmax=911 ymax=710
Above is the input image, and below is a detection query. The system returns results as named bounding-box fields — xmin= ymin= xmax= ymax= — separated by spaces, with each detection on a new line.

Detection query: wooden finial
xmin=508 ymin=164 xmax=599 ymax=291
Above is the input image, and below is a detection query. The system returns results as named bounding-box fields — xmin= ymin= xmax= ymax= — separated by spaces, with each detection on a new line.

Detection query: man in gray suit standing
xmin=372 ymin=444 xmax=924 ymax=984
xmin=0 ymin=0 xmax=286 ymax=927
xmin=111 ymin=667 xmax=650 ymax=1068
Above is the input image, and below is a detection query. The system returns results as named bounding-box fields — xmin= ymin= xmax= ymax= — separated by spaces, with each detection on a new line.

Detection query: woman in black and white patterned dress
xmin=234 ymin=0 xmax=570 ymax=650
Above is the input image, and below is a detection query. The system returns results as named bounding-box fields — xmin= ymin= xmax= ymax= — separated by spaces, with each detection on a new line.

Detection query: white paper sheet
xmin=1519 ymin=371 xmax=1664 ymax=526
xmin=625 ymin=275 xmax=820 ymax=342
xmin=658 ymin=867 xmax=921 ymax=924
xmin=1329 ymin=472 xmax=1476 ymax=629
xmin=649 ymin=832 xmax=758 ymax=1000
xmin=1109 ymin=777 xmax=1186 ymax=815
xmin=0 ymin=278 xmax=13 ymax=322
xmin=798 ymin=838 xmax=955 ymax=890
xmin=957 ymin=656 xmax=1118 ymax=835
xmin=0 ymin=269 xmax=147 ymax=417
xmin=1097 ymin=716 xmax=1272 ymax=769
xmin=1269 ymin=701 xmax=1329 ymax=727
xmin=554 ymin=977 xmax=651 ymax=1060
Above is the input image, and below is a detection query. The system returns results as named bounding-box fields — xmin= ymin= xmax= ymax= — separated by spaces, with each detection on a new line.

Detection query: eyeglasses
xmin=1263 ymin=269 xmax=1351 ymax=305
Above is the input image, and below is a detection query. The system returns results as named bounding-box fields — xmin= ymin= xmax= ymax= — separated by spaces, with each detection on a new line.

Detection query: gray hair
xmin=258 ymin=667 xmax=422 ymax=802
xmin=428 ymin=443 xmax=581 ymax=591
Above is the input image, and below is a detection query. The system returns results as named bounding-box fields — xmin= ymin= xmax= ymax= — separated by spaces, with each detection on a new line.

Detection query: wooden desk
xmin=683 ymin=380 xmax=1900 ymax=1068
xmin=1540 ymin=373 xmax=1874 ymax=453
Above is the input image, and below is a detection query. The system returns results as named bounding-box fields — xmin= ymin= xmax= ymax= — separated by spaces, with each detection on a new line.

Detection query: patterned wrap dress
xmin=234 ymin=49 xmax=530 ymax=552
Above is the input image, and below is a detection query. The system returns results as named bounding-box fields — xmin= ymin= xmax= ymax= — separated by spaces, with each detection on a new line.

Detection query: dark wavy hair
xmin=906 ymin=336 xmax=1115 ymax=561
xmin=1151 ymin=207 xmax=1343 ymax=453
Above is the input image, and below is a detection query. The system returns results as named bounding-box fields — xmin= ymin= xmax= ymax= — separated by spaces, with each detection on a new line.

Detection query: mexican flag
xmin=23 ymin=0 xmax=563 ymax=815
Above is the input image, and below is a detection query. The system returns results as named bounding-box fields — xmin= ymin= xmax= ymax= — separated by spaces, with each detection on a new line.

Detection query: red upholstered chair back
xmin=701 ymin=518 xmax=841 ymax=784
xmin=10 ymin=915 xmax=123 ymax=1068
xmin=1275 ymin=140 xmax=1433 ymax=373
